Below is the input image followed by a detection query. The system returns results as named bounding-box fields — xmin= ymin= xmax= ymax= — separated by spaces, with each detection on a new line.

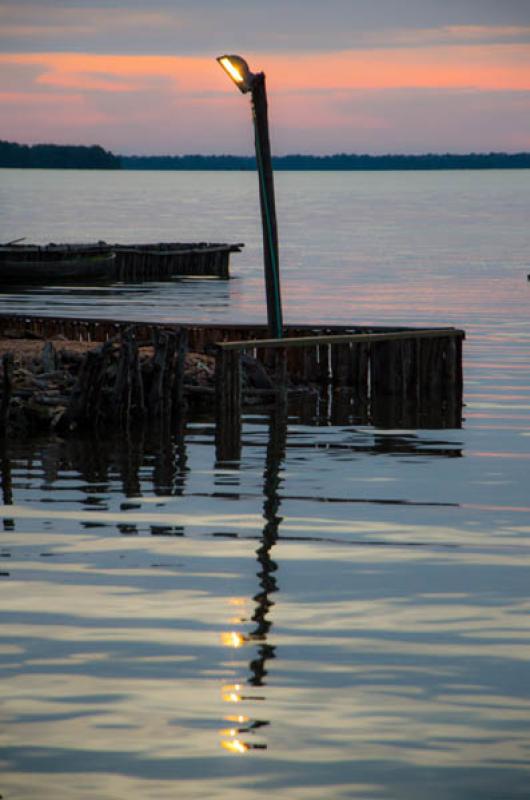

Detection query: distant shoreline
xmin=122 ymin=153 xmax=530 ymax=171
xmin=2 ymin=140 xmax=530 ymax=170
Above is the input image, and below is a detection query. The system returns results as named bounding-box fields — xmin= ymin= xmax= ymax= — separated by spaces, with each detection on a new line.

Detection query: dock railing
xmin=215 ymin=327 xmax=464 ymax=457
xmin=0 ymin=314 xmax=464 ymax=445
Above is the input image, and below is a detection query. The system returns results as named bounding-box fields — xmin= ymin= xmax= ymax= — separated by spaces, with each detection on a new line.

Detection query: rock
xmin=41 ymin=341 xmax=57 ymax=372
xmin=185 ymin=353 xmax=215 ymax=386
xmin=58 ymin=349 xmax=85 ymax=365
xmin=50 ymin=406 xmax=67 ymax=429
xmin=34 ymin=393 xmax=70 ymax=406
xmin=25 ymin=397 xmax=58 ymax=427
xmin=241 ymin=353 xmax=274 ymax=390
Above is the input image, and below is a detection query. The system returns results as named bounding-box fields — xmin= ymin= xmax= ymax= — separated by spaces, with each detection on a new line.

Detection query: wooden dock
xmin=0 ymin=314 xmax=465 ymax=444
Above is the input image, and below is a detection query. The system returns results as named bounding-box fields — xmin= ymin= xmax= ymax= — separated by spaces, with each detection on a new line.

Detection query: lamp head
xmin=217 ymin=54 xmax=256 ymax=93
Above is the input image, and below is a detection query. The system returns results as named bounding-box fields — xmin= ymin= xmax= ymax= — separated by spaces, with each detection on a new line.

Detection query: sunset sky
xmin=1 ymin=0 xmax=530 ymax=155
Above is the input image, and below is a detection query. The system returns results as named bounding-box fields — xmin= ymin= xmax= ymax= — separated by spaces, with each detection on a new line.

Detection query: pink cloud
xmin=1 ymin=43 xmax=529 ymax=153
xmin=2 ymin=44 xmax=530 ymax=98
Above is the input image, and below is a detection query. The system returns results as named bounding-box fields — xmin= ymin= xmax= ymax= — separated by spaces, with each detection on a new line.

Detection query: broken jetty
xmin=0 ymin=314 xmax=465 ymax=457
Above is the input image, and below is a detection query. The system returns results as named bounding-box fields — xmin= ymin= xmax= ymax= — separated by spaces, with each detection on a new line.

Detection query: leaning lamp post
xmin=217 ymin=54 xmax=283 ymax=339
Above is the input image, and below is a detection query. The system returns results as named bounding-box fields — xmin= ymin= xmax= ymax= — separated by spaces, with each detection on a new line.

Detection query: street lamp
xmin=217 ymin=54 xmax=283 ymax=339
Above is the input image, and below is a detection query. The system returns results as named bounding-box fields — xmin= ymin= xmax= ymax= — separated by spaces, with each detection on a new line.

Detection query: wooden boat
xmin=0 ymin=241 xmax=243 ymax=283
xmin=112 ymin=242 xmax=244 ymax=280
xmin=0 ymin=253 xmax=116 ymax=284
xmin=0 ymin=244 xmax=115 ymax=284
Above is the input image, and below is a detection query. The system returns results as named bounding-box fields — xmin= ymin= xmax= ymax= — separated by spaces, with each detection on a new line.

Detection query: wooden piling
xmin=1 ymin=353 xmax=14 ymax=433
xmin=215 ymin=347 xmax=242 ymax=463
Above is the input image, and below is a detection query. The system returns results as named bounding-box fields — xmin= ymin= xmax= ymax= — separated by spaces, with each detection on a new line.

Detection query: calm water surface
xmin=1 ymin=169 xmax=530 ymax=799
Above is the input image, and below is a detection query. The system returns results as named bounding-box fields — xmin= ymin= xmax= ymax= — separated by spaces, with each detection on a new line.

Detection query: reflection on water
xmin=1 ymin=399 xmax=530 ymax=798
xmin=219 ymin=408 xmax=285 ymax=754
xmin=1 ymin=169 xmax=530 ymax=798
xmin=1 ymin=169 xmax=529 ymax=330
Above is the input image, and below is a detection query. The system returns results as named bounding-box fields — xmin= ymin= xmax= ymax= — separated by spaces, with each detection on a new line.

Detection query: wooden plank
xmin=317 ymin=343 xmax=330 ymax=384
xmin=303 ymin=345 xmax=319 ymax=382
xmin=0 ymin=313 xmax=460 ymax=344
xmin=286 ymin=346 xmax=304 ymax=383
xmin=218 ymin=328 xmax=465 ymax=351
xmin=331 ymin=342 xmax=354 ymax=386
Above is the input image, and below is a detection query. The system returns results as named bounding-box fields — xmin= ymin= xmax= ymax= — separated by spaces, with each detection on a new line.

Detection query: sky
xmin=1 ymin=0 xmax=530 ymax=155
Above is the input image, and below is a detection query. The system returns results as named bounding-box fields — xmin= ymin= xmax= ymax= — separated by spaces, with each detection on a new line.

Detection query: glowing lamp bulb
xmin=217 ymin=54 xmax=255 ymax=93
xmin=220 ymin=57 xmax=243 ymax=83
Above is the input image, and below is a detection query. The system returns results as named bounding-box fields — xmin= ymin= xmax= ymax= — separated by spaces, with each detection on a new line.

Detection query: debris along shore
xmin=0 ymin=328 xmax=274 ymax=435
xmin=0 ymin=314 xmax=466 ymax=438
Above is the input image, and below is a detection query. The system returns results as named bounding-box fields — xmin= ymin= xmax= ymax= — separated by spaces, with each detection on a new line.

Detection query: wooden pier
xmin=0 ymin=314 xmax=464 ymax=442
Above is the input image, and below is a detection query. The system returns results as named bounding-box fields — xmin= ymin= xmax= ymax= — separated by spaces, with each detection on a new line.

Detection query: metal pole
xmin=251 ymin=73 xmax=283 ymax=339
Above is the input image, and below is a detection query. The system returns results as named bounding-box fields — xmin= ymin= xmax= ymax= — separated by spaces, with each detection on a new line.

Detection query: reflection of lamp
xmin=221 ymin=738 xmax=249 ymax=754
xmin=217 ymin=53 xmax=283 ymax=339
xmin=221 ymin=631 xmax=247 ymax=648
xmin=222 ymin=683 xmax=243 ymax=703
xmin=218 ymin=408 xmax=286 ymax=754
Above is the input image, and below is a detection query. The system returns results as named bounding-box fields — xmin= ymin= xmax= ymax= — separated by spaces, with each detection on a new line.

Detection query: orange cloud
xmin=264 ymin=45 xmax=530 ymax=93
xmin=1 ymin=43 xmax=530 ymax=98
xmin=1 ymin=41 xmax=529 ymax=153
xmin=0 ymin=53 xmax=213 ymax=94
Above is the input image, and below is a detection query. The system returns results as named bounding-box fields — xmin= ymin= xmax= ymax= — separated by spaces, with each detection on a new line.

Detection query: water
xmin=1 ymin=169 xmax=530 ymax=799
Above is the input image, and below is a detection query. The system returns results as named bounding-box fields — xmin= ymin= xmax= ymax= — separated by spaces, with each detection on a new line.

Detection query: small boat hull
xmin=0 ymin=240 xmax=243 ymax=284
xmin=0 ymin=253 xmax=116 ymax=284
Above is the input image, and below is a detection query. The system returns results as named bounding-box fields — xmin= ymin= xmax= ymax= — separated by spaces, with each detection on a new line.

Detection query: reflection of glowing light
xmin=220 ymin=728 xmax=238 ymax=737
xmin=222 ymin=685 xmax=243 ymax=703
xmin=229 ymin=598 xmax=247 ymax=607
xmin=221 ymin=738 xmax=249 ymax=754
xmin=226 ymin=714 xmax=249 ymax=724
xmin=222 ymin=692 xmax=241 ymax=703
xmin=221 ymin=631 xmax=246 ymax=648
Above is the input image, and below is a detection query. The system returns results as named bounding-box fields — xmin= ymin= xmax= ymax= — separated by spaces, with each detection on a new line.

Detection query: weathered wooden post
xmin=217 ymin=55 xmax=283 ymax=339
xmin=1 ymin=353 xmax=13 ymax=433
xmin=215 ymin=345 xmax=242 ymax=463
xmin=147 ymin=327 xmax=187 ymax=421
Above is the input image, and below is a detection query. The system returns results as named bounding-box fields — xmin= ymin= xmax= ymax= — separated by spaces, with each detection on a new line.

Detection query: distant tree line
xmin=1 ymin=140 xmax=530 ymax=170
xmin=122 ymin=154 xmax=256 ymax=170
xmin=122 ymin=152 xmax=530 ymax=170
xmin=0 ymin=140 xmax=120 ymax=169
